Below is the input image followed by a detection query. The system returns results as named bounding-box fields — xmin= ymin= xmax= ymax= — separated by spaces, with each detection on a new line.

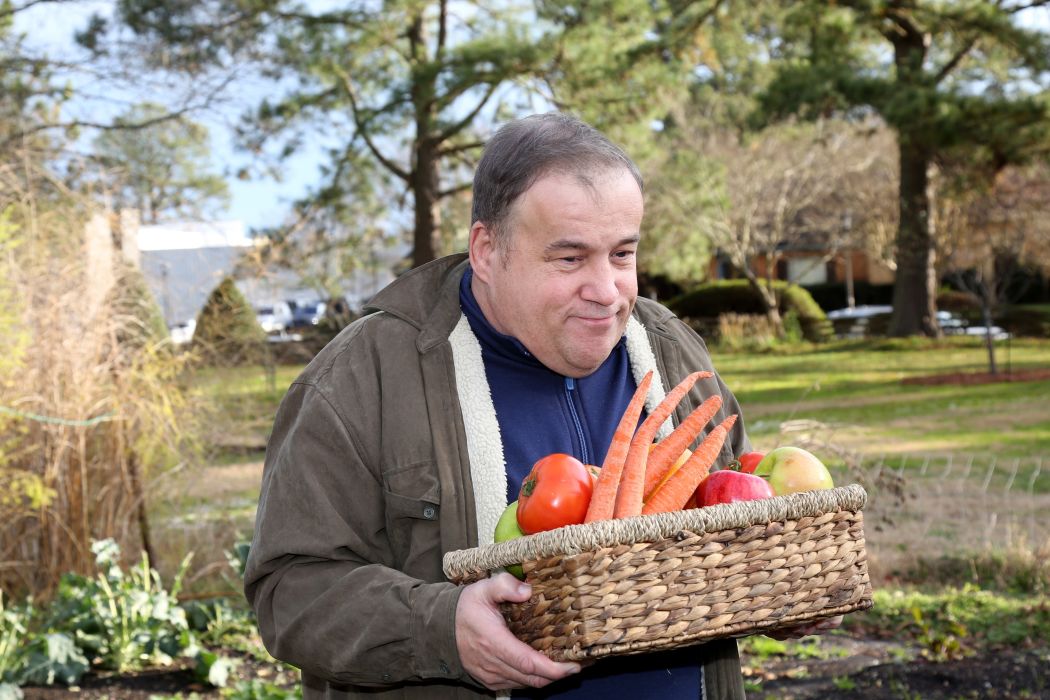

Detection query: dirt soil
xmin=19 ymin=640 xmax=1050 ymax=699
xmin=750 ymin=640 xmax=1050 ymax=699
xmin=20 ymin=652 xmax=289 ymax=700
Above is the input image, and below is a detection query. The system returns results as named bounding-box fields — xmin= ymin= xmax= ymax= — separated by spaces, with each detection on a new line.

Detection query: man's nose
xmin=582 ymin=261 xmax=620 ymax=306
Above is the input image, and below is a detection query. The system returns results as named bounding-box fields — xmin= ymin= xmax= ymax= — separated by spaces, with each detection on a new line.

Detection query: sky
xmin=15 ymin=1 xmax=322 ymax=232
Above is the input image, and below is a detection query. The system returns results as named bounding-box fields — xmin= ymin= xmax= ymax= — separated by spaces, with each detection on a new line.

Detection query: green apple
xmin=753 ymin=446 xmax=834 ymax=495
xmin=493 ymin=500 xmax=525 ymax=580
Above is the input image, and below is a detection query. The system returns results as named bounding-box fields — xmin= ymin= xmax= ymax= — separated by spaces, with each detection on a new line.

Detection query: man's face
xmin=470 ymin=167 xmax=643 ymax=378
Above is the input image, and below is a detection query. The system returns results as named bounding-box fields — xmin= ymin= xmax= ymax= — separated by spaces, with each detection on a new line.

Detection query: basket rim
xmin=443 ymin=483 xmax=867 ymax=580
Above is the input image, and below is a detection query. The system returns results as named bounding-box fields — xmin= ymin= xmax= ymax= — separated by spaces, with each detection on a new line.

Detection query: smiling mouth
xmin=574 ymin=315 xmax=616 ymax=325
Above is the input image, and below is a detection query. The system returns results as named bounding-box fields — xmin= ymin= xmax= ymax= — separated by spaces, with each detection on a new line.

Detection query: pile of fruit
xmin=494 ymin=370 xmax=834 ymax=578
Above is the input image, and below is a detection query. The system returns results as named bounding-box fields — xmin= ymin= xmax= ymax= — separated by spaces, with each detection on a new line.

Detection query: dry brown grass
xmin=0 ymin=162 xmax=204 ymax=598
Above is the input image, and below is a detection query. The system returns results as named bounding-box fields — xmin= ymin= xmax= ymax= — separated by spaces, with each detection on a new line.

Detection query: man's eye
xmin=559 ymin=256 xmax=583 ymax=264
xmin=614 ymin=250 xmax=636 ymax=260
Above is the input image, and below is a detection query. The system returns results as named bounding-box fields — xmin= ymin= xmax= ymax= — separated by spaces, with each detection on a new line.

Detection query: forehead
xmin=510 ymin=168 xmax=643 ymax=226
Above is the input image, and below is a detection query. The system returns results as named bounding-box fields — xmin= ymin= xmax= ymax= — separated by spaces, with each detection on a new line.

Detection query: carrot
xmin=643 ymin=394 xmax=723 ymax=501
xmin=584 ymin=370 xmax=653 ymax=522
xmin=642 ymin=414 xmax=739 ymax=515
xmin=613 ymin=371 xmax=708 ymax=519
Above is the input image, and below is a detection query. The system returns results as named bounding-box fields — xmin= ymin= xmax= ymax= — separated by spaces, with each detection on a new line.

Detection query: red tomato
xmin=737 ymin=451 xmax=766 ymax=474
xmin=516 ymin=453 xmax=594 ymax=534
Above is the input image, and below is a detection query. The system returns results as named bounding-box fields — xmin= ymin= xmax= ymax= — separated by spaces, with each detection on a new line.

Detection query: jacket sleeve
xmin=668 ymin=317 xmax=752 ymax=462
xmin=243 ymin=380 xmax=470 ymax=688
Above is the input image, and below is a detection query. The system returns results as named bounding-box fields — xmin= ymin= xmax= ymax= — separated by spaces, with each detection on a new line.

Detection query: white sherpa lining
xmin=624 ymin=316 xmax=673 ymax=440
xmin=448 ymin=315 xmax=508 ymax=547
xmin=448 ymin=314 xmax=672 ymax=547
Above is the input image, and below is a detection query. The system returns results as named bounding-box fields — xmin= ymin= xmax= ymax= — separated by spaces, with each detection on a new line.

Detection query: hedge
xmin=667 ymin=280 xmax=832 ymax=342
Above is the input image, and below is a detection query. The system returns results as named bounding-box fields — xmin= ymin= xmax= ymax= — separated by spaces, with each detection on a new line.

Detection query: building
xmin=137 ymin=220 xmax=255 ymax=328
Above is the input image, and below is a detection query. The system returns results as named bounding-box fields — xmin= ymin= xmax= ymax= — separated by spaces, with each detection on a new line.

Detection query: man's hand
xmin=456 ymin=573 xmax=581 ymax=690
xmin=766 ymin=615 xmax=843 ymax=640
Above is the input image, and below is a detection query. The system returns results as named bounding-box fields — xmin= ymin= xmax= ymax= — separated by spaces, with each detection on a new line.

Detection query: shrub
xmin=667 ymin=280 xmax=832 ymax=342
xmin=193 ymin=278 xmax=267 ymax=367
xmin=716 ymin=313 xmax=777 ymax=351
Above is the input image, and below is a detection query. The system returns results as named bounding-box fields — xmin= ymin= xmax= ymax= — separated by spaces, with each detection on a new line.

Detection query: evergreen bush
xmin=192 ymin=278 xmax=267 ymax=366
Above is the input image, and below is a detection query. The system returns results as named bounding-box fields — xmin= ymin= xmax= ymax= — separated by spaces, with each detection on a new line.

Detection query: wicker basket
xmin=443 ymin=484 xmax=873 ymax=662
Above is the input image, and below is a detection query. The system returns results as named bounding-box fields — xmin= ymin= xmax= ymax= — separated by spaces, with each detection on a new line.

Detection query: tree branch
xmin=438 ymin=180 xmax=472 ymax=198
xmin=332 ymin=65 xmax=412 ymax=183
xmin=934 ymin=36 xmax=979 ymax=83
xmin=438 ymin=140 xmax=484 ymax=157
xmin=0 ymin=0 xmax=73 ymax=19
xmin=0 ymin=104 xmax=200 ymax=153
xmin=436 ymin=83 xmax=496 ymax=143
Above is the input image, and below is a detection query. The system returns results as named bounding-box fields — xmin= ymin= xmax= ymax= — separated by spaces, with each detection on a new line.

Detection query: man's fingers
xmin=484 ymin=572 xmax=533 ymax=605
xmin=483 ymin=644 xmax=580 ymax=689
xmin=456 ymin=576 xmax=581 ymax=690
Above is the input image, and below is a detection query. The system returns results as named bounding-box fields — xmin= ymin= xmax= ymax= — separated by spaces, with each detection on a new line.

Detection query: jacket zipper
xmin=564 ymin=377 xmax=590 ymax=465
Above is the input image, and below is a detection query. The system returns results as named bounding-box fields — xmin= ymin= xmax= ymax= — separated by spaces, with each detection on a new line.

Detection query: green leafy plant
xmin=16 ymin=634 xmax=89 ymax=686
xmin=223 ymin=678 xmax=302 ymax=700
xmin=44 ymin=539 xmax=193 ymax=674
xmin=832 ymin=675 xmax=856 ymax=691
xmin=194 ymin=649 xmax=240 ymax=688
xmin=0 ymin=593 xmax=28 ymax=683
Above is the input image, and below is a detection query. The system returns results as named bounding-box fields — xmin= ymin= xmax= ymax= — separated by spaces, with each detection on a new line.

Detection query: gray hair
xmin=470 ymin=112 xmax=643 ymax=246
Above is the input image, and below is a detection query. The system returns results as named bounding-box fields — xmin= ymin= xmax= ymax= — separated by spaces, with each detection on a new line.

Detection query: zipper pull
xmin=565 ymin=377 xmax=575 ymax=391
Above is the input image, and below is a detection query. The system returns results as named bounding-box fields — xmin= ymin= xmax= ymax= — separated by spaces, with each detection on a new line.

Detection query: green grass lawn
xmin=713 ymin=337 xmax=1050 ymax=467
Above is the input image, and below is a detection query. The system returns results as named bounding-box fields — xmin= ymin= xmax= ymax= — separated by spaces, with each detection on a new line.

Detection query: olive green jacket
xmin=244 ymin=255 xmax=750 ymax=700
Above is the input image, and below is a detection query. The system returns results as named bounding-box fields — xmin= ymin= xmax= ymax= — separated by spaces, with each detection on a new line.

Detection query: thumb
xmin=486 ymin=572 xmax=532 ymax=604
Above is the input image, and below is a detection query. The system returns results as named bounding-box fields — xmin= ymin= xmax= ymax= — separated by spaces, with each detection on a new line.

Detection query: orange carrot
xmin=642 ymin=414 xmax=738 ymax=515
xmin=643 ymin=394 xmax=723 ymax=501
xmin=584 ymin=370 xmax=653 ymax=522
xmin=613 ymin=371 xmax=707 ymax=519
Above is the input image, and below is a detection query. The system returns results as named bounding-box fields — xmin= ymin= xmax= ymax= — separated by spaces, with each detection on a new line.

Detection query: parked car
xmin=287 ymin=300 xmax=327 ymax=331
xmin=827 ymin=306 xmax=1010 ymax=340
xmin=255 ymin=302 xmax=293 ymax=335
xmin=169 ymin=319 xmax=196 ymax=346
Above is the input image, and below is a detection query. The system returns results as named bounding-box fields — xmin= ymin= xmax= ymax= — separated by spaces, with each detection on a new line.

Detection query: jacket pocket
xmin=383 ymin=461 xmax=442 ymax=578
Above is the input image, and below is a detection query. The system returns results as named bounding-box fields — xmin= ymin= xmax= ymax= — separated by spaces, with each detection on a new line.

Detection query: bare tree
xmin=938 ymin=162 xmax=1050 ymax=374
xmin=686 ymin=120 xmax=891 ymax=335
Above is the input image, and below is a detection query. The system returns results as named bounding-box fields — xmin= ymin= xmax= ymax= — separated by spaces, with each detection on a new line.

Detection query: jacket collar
xmin=364 ymin=254 xmax=469 ymax=353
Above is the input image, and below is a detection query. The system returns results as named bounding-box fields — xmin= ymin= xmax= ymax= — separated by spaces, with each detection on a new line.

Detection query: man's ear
xmin=468 ymin=221 xmax=498 ymax=284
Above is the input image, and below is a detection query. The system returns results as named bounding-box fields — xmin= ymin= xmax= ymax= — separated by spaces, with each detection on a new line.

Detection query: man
xmin=245 ymin=113 xmax=765 ymax=699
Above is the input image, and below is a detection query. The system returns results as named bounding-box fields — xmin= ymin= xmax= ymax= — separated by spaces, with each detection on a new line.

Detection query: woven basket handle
xmin=444 ymin=484 xmax=867 ymax=583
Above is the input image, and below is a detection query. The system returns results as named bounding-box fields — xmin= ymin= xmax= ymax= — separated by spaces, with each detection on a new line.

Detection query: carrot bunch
xmin=584 ymin=370 xmax=737 ymax=522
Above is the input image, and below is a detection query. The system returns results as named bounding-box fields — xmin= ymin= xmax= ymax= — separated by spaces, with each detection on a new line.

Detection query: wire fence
xmin=781 ymin=419 xmax=1050 ymax=582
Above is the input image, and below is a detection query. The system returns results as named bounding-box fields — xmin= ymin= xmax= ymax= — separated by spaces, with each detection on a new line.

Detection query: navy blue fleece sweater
xmin=459 ymin=268 xmax=703 ymax=700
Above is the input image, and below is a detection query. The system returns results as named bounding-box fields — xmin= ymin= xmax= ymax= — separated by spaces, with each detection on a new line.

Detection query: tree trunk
xmin=411 ymin=140 xmax=440 ymax=268
xmin=127 ymin=451 xmax=157 ymax=567
xmin=889 ymin=138 xmax=940 ymax=337
xmin=408 ymin=13 xmax=440 ymax=269
xmin=746 ymin=274 xmax=784 ymax=337
xmin=980 ymin=293 xmax=998 ymax=375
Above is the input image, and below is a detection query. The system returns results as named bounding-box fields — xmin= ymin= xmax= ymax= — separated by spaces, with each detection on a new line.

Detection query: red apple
xmin=694 ymin=469 xmax=775 ymax=507
xmin=753 ymin=446 xmax=834 ymax=495
xmin=737 ymin=451 xmax=765 ymax=474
